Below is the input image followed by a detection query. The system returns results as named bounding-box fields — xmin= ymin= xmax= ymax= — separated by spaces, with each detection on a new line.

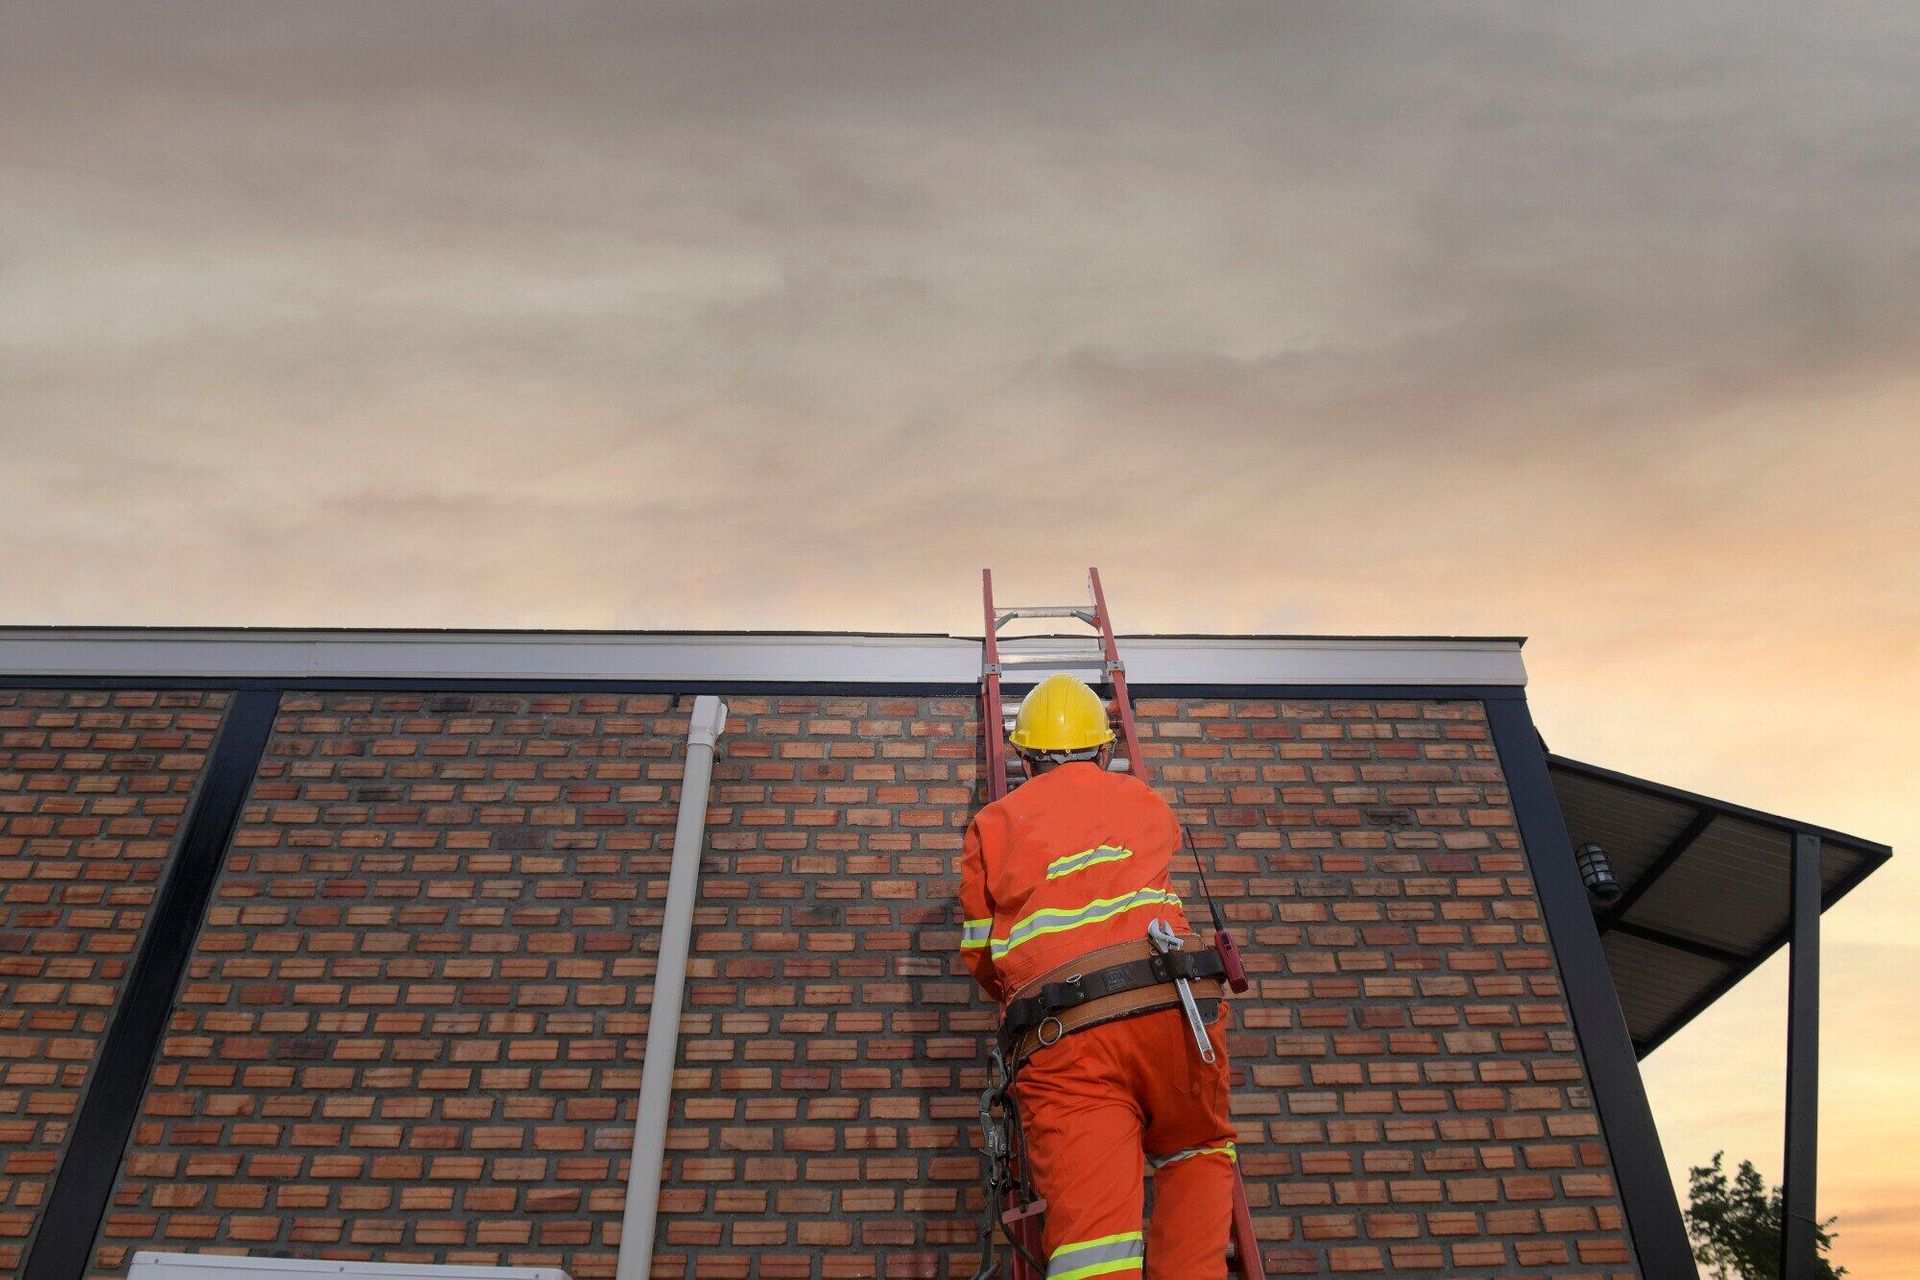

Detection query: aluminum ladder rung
xmin=996 ymin=653 xmax=1112 ymax=670
xmin=994 ymin=606 xmax=1098 ymax=629
xmin=1002 ymin=756 xmax=1130 ymax=777
xmin=997 ymin=674 xmax=1118 ymax=692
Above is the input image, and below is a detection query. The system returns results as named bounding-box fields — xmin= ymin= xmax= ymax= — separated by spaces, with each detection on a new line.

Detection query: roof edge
xmin=0 ymin=629 xmax=1528 ymax=688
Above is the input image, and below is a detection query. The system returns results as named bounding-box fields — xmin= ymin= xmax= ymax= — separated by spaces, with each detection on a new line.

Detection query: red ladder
xmin=978 ymin=568 xmax=1264 ymax=1280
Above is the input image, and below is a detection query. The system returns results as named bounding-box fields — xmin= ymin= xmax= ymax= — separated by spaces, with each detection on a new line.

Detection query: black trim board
xmin=22 ymin=691 xmax=281 ymax=1280
xmin=1488 ymin=699 xmax=1699 ymax=1279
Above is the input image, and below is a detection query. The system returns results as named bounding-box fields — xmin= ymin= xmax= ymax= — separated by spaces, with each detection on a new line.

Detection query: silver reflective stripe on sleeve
xmin=960 ymin=917 xmax=992 ymax=950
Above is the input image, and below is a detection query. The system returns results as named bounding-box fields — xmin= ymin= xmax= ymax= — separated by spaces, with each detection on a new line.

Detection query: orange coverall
xmin=960 ymin=761 xmax=1236 ymax=1280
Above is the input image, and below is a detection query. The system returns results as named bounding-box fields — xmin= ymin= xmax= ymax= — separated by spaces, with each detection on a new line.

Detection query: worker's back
xmin=962 ymin=760 xmax=1193 ymax=1000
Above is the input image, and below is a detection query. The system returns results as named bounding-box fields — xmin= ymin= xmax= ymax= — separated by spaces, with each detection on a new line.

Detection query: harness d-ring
xmin=1036 ymin=1015 xmax=1065 ymax=1046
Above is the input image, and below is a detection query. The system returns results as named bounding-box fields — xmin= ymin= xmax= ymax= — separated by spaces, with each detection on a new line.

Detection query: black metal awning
xmin=1546 ymin=755 xmax=1891 ymax=1058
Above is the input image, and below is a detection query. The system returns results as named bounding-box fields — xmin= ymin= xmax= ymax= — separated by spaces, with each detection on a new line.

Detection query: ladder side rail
xmin=981 ymin=570 xmax=1009 ymax=803
xmin=983 ymin=570 xmax=1040 ymax=1274
xmin=1086 ymin=567 xmax=1144 ymax=777
xmin=1084 ymin=568 xmax=1265 ymax=1279
xmin=1230 ymin=1168 xmax=1265 ymax=1280
xmin=1009 ymin=1211 xmax=1045 ymax=1280
xmin=981 ymin=570 xmax=1030 ymax=1276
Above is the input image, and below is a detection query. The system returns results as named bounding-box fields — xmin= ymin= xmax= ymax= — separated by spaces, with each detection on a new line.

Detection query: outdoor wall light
xmin=1576 ymin=842 xmax=1623 ymax=905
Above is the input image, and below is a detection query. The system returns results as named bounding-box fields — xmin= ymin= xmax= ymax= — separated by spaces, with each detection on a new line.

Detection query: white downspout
xmin=615 ymin=694 xmax=727 ymax=1280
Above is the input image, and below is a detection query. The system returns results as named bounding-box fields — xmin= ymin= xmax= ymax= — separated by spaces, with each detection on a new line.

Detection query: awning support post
xmin=1780 ymin=830 xmax=1821 ymax=1279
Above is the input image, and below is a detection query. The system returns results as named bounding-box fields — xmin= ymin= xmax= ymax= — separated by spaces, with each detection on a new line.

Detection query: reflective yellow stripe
xmin=1045 ymin=844 xmax=1134 ymax=880
xmin=990 ymin=889 xmax=1182 ymax=961
xmin=1052 ymin=1261 xmax=1141 ymax=1280
xmin=1048 ymin=1231 xmax=1145 ymax=1279
xmin=1151 ymin=1141 xmax=1237 ymax=1169
xmin=960 ymin=917 xmax=992 ymax=950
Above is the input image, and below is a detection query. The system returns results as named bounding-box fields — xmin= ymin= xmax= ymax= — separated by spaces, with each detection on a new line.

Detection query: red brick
xmin=4 ymin=692 xmax=1637 ymax=1277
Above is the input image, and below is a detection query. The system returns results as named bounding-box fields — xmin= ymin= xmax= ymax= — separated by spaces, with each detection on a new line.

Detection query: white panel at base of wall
xmin=129 ymin=1254 xmax=570 ymax=1280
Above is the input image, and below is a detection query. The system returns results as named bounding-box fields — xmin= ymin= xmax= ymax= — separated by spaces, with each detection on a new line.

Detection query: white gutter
xmin=0 ymin=629 xmax=1527 ymax=686
xmin=614 ymin=694 xmax=727 ymax=1280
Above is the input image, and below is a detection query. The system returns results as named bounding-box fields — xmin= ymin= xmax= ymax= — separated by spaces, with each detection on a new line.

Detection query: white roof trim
xmin=0 ymin=629 xmax=1526 ymax=687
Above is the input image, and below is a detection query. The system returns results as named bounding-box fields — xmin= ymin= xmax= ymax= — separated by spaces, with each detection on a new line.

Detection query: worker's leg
xmin=1141 ymin=1004 xmax=1236 ymax=1280
xmin=1014 ymin=1021 xmax=1148 ymax=1278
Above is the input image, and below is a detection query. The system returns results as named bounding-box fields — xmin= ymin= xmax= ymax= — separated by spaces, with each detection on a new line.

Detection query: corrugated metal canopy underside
xmin=1547 ymin=756 xmax=1891 ymax=1058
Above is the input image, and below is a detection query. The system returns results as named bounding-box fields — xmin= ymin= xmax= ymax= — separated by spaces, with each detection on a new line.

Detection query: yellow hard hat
xmin=1008 ymin=674 xmax=1115 ymax=753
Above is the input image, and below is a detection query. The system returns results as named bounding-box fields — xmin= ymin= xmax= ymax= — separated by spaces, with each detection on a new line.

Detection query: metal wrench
xmin=1147 ymin=918 xmax=1216 ymax=1064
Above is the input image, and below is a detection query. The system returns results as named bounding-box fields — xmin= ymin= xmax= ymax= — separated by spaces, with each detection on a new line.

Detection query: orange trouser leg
xmin=1142 ymin=1003 xmax=1235 ymax=1280
xmin=1014 ymin=1020 xmax=1147 ymax=1277
xmin=1013 ymin=1005 xmax=1233 ymax=1279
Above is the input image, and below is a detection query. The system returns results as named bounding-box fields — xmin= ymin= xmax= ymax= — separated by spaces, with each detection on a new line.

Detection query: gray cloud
xmin=2 ymin=0 xmax=1917 ymax=638
xmin=4 ymin=11 xmax=1920 ymax=1266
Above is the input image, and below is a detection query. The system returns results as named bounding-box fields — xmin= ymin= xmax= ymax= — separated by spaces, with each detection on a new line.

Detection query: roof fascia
xmin=0 ymin=629 xmax=1527 ymax=688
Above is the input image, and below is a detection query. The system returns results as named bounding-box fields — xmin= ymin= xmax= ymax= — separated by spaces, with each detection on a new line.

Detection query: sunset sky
xmin=4 ymin=2 xmax=1917 ymax=1271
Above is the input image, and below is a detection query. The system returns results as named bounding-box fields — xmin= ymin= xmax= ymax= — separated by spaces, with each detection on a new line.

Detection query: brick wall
xmin=0 ymin=689 xmax=227 ymax=1271
xmin=1139 ymin=697 xmax=1635 ymax=1277
xmin=652 ymin=696 xmax=983 ymax=1280
xmin=648 ymin=695 xmax=1639 ymax=1280
xmin=85 ymin=693 xmax=685 ymax=1277
xmin=46 ymin=689 xmax=1639 ymax=1279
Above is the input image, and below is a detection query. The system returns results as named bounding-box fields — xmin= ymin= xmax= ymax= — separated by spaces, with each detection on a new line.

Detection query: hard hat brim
xmin=1008 ymin=725 xmax=1116 ymax=751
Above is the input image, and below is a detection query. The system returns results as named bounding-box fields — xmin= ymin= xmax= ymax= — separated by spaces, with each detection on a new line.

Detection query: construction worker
xmin=959 ymin=674 xmax=1236 ymax=1280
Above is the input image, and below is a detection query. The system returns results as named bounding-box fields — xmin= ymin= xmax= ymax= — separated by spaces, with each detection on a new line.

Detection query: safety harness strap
xmin=997 ymin=936 xmax=1226 ymax=1068
xmin=1002 ymin=949 xmax=1226 ymax=1039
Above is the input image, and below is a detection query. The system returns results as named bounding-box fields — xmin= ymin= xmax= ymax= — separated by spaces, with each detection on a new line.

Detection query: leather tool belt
xmin=998 ymin=935 xmax=1226 ymax=1069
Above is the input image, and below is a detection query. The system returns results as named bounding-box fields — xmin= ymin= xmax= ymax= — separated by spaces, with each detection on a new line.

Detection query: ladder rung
xmin=997 ymin=653 xmax=1110 ymax=670
xmin=1001 ymin=755 xmax=1130 ymax=774
xmin=995 ymin=605 xmax=1097 ymax=625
